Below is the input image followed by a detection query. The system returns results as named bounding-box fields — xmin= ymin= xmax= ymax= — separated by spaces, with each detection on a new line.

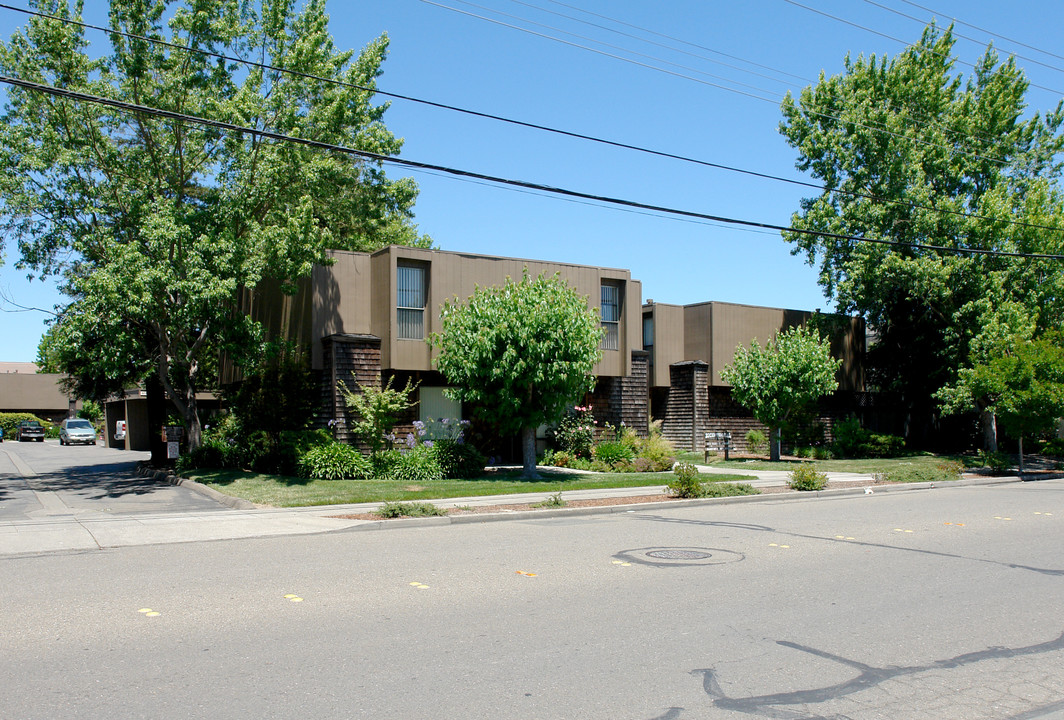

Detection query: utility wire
xmin=780 ymin=0 xmax=1064 ymax=96
xmin=505 ymin=0 xmax=801 ymax=88
xmin=419 ymin=0 xmax=1015 ymax=167
xmin=3 ymin=74 xmax=1062 ymax=261
xmin=517 ymin=1 xmax=1012 ymax=153
xmin=437 ymin=0 xmax=782 ymax=95
xmin=0 ymin=1 xmax=1059 ymax=233
xmin=863 ymin=0 xmax=1064 ymax=75
xmin=0 ymin=1 xmax=1059 ymax=235
xmin=541 ymin=0 xmax=812 ymax=84
xmin=895 ymin=0 xmax=1064 ymax=64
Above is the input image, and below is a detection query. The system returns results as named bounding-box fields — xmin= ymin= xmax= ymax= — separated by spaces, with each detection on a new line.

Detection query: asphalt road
xmin=3 ymin=476 xmax=1063 ymax=719
xmin=0 ymin=438 xmax=227 ymax=519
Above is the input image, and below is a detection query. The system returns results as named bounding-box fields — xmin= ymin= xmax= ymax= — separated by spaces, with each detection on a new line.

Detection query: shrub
xmin=860 ymin=433 xmax=906 ymax=458
xmin=745 ymin=429 xmax=767 ymax=455
xmin=788 ymin=464 xmax=828 ymax=491
xmin=277 ymin=429 xmax=334 ymax=476
xmin=832 ymin=417 xmax=905 ymax=458
xmin=298 ymin=443 xmax=372 ymax=480
xmin=45 ymin=424 xmax=61 ymax=439
xmin=877 ymin=461 xmax=962 ymax=484
xmin=831 ymin=417 xmax=866 ymax=458
xmin=667 ymin=463 xmax=706 ymax=498
xmin=795 ymin=446 xmax=812 ymax=459
xmin=813 ymin=446 xmax=833 ymax=460
xmin=179 ymin=435 xmax=242 ymax=471
xmin=702 ymin=482 xmax=759 ymax=498
xmin=0 ymin=412 xmax=46 ymax=437
xmin=635 ymin=429 xmax=675 ymax=468
xmin=547 ymin=405 xmax=596 ymax=458
xmin=380 ymin=446 xmax=443 ymax=482
xmin=1038 ymin=438 xmax=1064 ymax=457
xmin=593 ymin=440 xmax=635 ymax=465
xmin=376 ymin=501 xmax=446 ymax=518
xmin=973 ymin=450 xmax=1011 ymax=473
xmin=432 ymin=439 xmax=486 ymax=478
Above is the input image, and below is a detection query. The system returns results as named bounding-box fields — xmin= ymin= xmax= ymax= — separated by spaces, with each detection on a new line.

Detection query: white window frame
xmin=397 ymin=263 xmax=427 ymax=340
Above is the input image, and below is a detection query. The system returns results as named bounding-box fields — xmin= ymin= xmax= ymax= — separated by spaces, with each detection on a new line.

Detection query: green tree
xmin=1 ymin=0 xmax=430 ymax=454
xmin=940 ymin=333 xmax=1064 ymax=472
xmin=341 ymin=375 xmax=418 ymax=457
xmin=721 ymin=325 xmax=841 ymax=461
xmin=429 ymin=272 xmax=603 ymax=478
xmin=779 ymin=23 xmax=1064 ymax=447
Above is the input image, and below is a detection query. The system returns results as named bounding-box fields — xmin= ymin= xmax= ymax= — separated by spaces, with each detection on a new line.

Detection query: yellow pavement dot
xmin=846 ymin=537 xmax=855 ymax=540
xmin=994 ymin=516 xmax=1012 ymax=521
xmin=145 ymin=611 xmax=161 ymax=617
xmin=515 ymin=571 xmax=538 ymax=577
xmin=769 ymin=543 xmax=778 ymax=547
xmin=612 ymin=560 xmax=623 ymax=565
xmin=284 ymin=594 xmax=299 ymax=599
xmin=780 ymin=545 xmax=790 ymax=549
xmin=621 ymin=563 xmax=631 ymax=566
xmin=137 ymin=608 xmax=153 ymax=614
xmin=835 ymin=535 xmax=845 ymax=539
xmin=416 ymin=585 xmax=430 ymax=590
xmin=893 ymin=528 xmax=903 ymax=532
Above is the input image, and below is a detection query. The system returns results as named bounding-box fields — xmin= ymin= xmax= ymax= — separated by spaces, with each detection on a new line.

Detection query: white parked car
xmin=59 ymin=418 xmax=98 ymax=446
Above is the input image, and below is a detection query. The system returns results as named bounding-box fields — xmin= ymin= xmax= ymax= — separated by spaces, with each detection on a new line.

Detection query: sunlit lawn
xmin=186 ymin=467 xmax=758 ymax=507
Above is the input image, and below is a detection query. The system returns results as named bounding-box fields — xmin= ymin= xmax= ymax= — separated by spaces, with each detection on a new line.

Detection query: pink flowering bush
xmin=547 ymin=405 xmax=596 ymax=458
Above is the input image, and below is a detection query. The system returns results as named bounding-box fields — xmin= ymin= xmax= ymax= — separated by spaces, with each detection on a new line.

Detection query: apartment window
xmin=397 ymin=263 xmax=427 ymax=340
xmin=642 ymin=315 xmax=654 ymax=350
xmin=600 ymin=283 xmax=620 ymax=351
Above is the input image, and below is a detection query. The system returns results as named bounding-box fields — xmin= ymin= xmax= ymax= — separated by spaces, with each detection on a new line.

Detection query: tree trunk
xmin=185 ymin=386 xmax=202 ymax=451
xmin=1018 ymin=435 xmax=1025 ymax=475
xmin=521 ymin=425 xmax=539 ymax=479
xmin=980 ymin=407 xmax=998 ymax=453
xmin=769 ymin=426 xmax=781 ymax=462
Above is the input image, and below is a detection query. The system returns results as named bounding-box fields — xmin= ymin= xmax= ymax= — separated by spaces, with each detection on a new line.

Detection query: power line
xmin=863 ymin=0 xmax=1064 ymax=75
xmin=894 ymin=0 xmax=1064 ymax=64
xmin=505 ymin=0 xmax=804 ymax=88
xmin=779 ymin=0 xmax=1064 ymax=96
xmin=3 ymin=74 xmax=1062 ymax=262
xmin=0 ymin=1 xmax=1058 ymax=235
xmin=540 ymin=0 xmax=812 ymax=84
xmin=419 ymin=0 xmax=1017 ymax=168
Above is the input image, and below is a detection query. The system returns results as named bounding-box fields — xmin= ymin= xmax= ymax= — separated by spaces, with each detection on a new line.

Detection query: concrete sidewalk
xmin=0 ymin=460 xmax=1029 ymax=557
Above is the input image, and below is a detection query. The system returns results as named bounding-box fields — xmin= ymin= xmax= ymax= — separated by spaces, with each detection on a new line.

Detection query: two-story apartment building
xmin=235 ymin=245 xmax=866 ymax=459
xmin=642 ymin=300 xmax=865 ymax=452
xmin=236 ymin=245 xmax=648 ymax=457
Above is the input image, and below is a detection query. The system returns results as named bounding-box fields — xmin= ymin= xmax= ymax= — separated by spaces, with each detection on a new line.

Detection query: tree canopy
xmin=939 ymin=333 xmax=1064 ymax=470
xmin=721 ymin=325 xmax=841 ymax=461
xmin=779 ymin=23 xmax=1064 ymax=446
xmin=0 ymin=0 xmax=430 ymax=452
xmin=429 ymin=272 xmax=603 ymax=478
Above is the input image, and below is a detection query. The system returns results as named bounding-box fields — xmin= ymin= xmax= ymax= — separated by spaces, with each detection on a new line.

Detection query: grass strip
xmin=185 ymin=468 xmax=757 ymax=507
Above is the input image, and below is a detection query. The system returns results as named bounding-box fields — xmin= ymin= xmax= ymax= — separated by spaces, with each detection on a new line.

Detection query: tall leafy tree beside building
xmin=779 ymin=23 xmax=1064 ymax=447
xmin=721 ymin=325 xmax=841 ymax=462
xmin=430 ymin=272 xmax=603 ymax=478
xmin=0 ymin=0 xmax=429 ymax=454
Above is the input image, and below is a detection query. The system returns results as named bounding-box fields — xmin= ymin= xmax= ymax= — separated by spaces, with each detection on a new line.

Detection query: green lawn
xmin=676 ymin=451 xmax=968 ymax=475
xmin=186 ymin=467 xmax=758 ymax=507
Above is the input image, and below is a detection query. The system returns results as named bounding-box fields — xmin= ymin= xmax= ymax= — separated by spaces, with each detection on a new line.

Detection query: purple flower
xmin=424 ymin=440 xmax=434 ymax=448
xmin=405 ymin=433 xmax=415 ymax=448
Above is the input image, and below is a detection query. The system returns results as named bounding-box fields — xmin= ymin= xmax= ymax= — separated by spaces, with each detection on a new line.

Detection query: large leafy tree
xmin=721 ymin=325 xmax=841 ymax=461
xmin=430 ymin=272 xmax=603 ymax=478
xmin=1 ymin=0 xmax=429 ymax=455
xmin=940 ymin=333 xmax=1064 ymax=471
xmin=779 ymin=23 xmax=1064 ymax=447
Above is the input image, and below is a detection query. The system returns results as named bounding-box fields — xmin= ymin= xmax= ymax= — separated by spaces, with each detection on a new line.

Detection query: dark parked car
xmin=59 ymin=418 xmax=98 ymax=446
xmin=15 ymin=421 xmax=46 ymax=442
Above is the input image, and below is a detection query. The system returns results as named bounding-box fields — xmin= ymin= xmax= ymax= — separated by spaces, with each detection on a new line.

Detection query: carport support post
xmin=146 ymin=373 xmax=168 ymax=466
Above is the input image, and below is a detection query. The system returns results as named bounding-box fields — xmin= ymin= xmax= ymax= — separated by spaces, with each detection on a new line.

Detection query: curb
xmin=136 ymin=464 xmax=257 ymax=510
xmin=339 ymin=474 xmax=1028 ymax=531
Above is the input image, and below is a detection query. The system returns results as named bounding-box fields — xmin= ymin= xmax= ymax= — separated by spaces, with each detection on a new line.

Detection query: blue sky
xmin=2 ymin=0 xmax=1063 ymax=362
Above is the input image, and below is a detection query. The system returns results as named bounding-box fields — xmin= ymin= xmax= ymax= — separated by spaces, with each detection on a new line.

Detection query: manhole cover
xmin=614 ymin=546 xmax=744 ymax=567
xmin=646 ymin=549 xmax=712 ymax=560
